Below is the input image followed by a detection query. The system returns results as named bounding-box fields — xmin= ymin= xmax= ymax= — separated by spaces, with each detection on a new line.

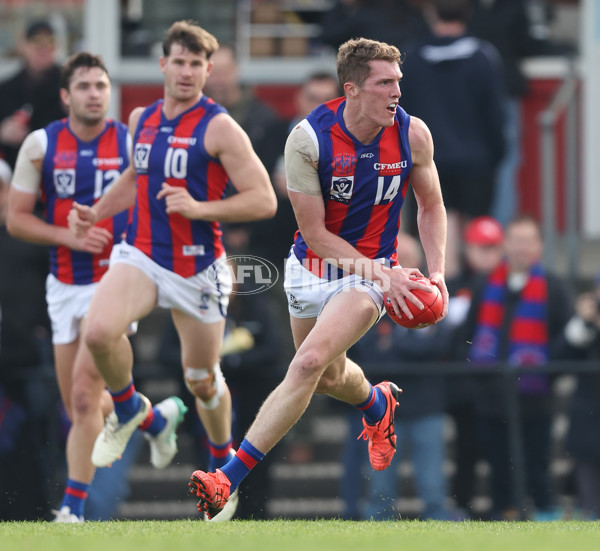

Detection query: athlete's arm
xmin=156 ymin=112 xmax=276 ymax=222
xmin=69 ymin=108 xmax=141 ymax=236
xmin=408 ymin=115 xmax=449 ymax=319
xmin=7 ymin=132 xmax=112 ymax=253
xmin=286 ymin=125 xmax=430 ymax=317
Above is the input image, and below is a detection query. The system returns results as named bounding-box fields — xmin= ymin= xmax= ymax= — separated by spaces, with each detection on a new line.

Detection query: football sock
xmin=220 ymin=438 xmax=264 ymax=493
xmin=139 ymin=406 xmax=167 ymax=436
xmin=61 ymin=478 xmax=88 ymax=519
xmin=208 ymin=437 xmax=233 ymax=472
xmin=110 ymin=381 xmax=142 ymax=424
xmin=357 ymin=384 xmax=386 ymax=425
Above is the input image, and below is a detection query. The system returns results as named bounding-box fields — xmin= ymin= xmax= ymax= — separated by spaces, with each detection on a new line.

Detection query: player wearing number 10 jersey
xmin=68 ymin=21 xmax=276 ymax=522
xmin=127 ymin=95 xmax=229 ymax=276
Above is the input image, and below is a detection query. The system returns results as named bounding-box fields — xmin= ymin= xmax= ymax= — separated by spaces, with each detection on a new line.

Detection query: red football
xmin=384 ymin=277 xmax=443 ymax=329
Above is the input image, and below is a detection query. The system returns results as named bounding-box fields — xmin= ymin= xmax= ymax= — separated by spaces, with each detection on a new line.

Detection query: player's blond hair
xmin=337 ymin=38 xmax=401 ymax=91
xmin=162 ymin=20 xmax=219 ymax=59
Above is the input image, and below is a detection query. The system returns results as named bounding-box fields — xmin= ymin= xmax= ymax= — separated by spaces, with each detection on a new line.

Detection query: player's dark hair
xmin=162 ymin=20 xmax=219 ymax=59
xmin=61 ymin=52 xmax=109 ymax=90
xmin=337 ymin=37 xmax=401 ymax=91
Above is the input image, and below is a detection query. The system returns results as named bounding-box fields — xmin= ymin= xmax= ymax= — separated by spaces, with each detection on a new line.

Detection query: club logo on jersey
xmin=331 ymin=153 xmax=357 ymax=176
xmin=139 ymin=126 xmax=158 ymax=141
xmin=53 ymin=151 xmax=78 ymax=167
xmin=53 ymin=169 xmax=75 ymax=197
xmin=329 ymin=176 xmax=354 ymax=204
xmin=134 ymin=143 xmax=151 ymax=172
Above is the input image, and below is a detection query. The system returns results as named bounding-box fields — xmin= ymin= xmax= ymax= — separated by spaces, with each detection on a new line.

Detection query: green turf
xmin=1 ymin=519 xmax=599 ymax=551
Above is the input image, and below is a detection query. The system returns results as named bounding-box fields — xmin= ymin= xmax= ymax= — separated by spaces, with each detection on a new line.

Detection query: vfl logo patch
xmin=329 ymin=176 xmax=354 ymax=204
xmin=53 ymin=169 xmax=75 ymax=197
xmin=134 ymin=143 xmax=151 ymax=172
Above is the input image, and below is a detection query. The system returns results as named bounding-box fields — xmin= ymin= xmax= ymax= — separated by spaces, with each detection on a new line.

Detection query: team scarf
xmin=469 ymin=261 xmax=549 ymax=394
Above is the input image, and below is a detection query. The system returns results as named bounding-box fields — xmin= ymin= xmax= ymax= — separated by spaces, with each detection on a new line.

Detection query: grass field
xmin=1 ymin=519 xmax=599 ymax=551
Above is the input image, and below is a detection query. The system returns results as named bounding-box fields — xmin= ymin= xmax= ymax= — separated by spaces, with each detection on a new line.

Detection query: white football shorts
xmin=46 ymin=274 xmax=139 ymax=345
xmin=46 ymin=274 xmax=97 ymax=345
xmin=284 ymin=248 xmax=386 ymax=319
xmin=109 ymin=241 xmax=231 ymax=323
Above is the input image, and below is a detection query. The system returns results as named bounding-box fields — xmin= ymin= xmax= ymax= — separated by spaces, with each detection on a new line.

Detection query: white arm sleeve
xmin=11 ymin=129 xmax=46 ymax=194
xmin=284 ymin=121 xmax=322 ymax=196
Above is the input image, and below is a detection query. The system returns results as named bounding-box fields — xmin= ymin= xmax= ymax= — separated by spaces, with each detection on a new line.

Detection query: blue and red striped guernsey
xmin=41 ymin=118 xmax=130 ymax=285
xmin=128 ymin=96 xmax=229 ymax=277
xmin=292 ymin=97 xmax=413 ymax=279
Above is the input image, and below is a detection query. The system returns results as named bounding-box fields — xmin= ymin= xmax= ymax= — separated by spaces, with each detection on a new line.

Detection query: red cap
xmin=464 ymin=216 xmax=503 ymax=246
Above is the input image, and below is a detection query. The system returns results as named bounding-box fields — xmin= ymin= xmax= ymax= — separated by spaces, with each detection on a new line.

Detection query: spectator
xmin=203 ymin=44 xmax=286 ymax=176
xmin=399 ymin=0 xmax=506 ymax=278
xmin=0 ymin=20 xmax=65 ymax=169
xmin=347 ymin=232 xmax=455 ymax=520
xmin=560 ymin=271 xmax=600 ymax=520
xmin=319 ymin=0 xmax=428 ymax=51
xmin=445 ymin=215 xmax=504 ymax=517
xmin=468 ymin=0 xmax=552 ymax=226
xmin=461 ymin=215 xmax=572 ymax=520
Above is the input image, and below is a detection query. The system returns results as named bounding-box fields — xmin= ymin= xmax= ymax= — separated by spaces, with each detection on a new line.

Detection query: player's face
xmin=64 ymin=67 xmax=111 ymax=125
xmin=161 ymin=44 xmax=212 ymax=103
xmin=357 ymin=60 xmax=402 ymax=128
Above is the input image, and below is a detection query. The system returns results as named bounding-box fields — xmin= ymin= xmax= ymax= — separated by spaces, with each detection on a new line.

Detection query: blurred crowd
xmin=1 ymin=0 xmax=599 ymax=523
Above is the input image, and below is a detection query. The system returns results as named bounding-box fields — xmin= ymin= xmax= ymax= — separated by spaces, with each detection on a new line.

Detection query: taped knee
xmin=184 ymin=364 xmax=226 ymax=410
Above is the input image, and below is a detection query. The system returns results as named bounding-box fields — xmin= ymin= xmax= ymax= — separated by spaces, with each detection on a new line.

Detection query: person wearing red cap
xmin=462 ymin=216 xmax=505 ymax=280
xmin=444 ymin=214 xmax=504 ymax=517
xmin=460 ymin=215 xmax=572 ymax=520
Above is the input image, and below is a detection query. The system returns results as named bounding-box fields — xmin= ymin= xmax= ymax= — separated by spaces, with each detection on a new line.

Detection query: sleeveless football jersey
xmin=128 ymin=96 xmax=229 ymax=277
xmin=292 ymin=97 xmax=413 ymax=279
xmin=41 ymin=118 xmax=130 ymax=285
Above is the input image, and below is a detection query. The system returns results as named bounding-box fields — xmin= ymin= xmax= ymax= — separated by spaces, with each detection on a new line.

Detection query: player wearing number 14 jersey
xmin=188 ymin=37 xmax=449 ymax=520
xmin=7 ymin=52 xmax=184 ymax=523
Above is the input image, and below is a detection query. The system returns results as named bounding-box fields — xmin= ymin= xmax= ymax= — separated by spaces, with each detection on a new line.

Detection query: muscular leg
xmin=83 ymin=264 xmax=157 ymax=390
xmin=171 ymin=310 xmax=230 ymax=445
xmin=245 ymin=288 xmax=378 ymax=453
